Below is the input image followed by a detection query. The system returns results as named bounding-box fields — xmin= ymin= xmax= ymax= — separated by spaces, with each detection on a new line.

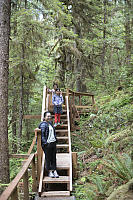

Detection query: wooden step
xmin=55 ymin=124 xmax=68 ymax=129
xmin=56 ymin=144 xmax=69 ymax=148
xmin=51 ymin=114 xmax=67 ymax=119
xmin=56 ymin=153 xmax=70 ymax=169
xmin=56 ymin=136 xmax=68 ymax=140
xmin=61 ymin=120 xmax=68 ymax=124
xmin=41 ymin=191 xmax=70 ymax=197
xmin=43 ymin=176 xmax=70 ymax=183
xmin=56 ymin=130 xmax=68 ymax=133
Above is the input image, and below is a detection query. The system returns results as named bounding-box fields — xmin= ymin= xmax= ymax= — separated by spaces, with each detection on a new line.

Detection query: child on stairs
xmin=52 ymin=88 xmax=64 ymax=127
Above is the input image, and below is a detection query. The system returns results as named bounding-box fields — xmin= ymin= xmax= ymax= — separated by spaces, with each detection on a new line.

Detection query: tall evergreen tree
xmin=0 ymin=0 xmax=11 ymax=191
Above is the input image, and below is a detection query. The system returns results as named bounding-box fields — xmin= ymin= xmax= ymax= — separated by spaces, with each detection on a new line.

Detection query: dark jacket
xmin=39 ymin=121 xmax=56 ymax=150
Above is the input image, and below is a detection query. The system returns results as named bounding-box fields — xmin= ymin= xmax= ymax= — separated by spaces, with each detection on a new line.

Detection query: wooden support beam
xmin=28 ymin=136 xmax=36 ymax=154
xmin=23 ymin=170 xmax=29 ymax=200
xmin=72 ymin=152 xmax=77 ymax=179
xmin=32 ymin=156 xmax=37 ymax=192
xmin=11 ymin=187 xmax=18 ymax=200
xmin=37 ymin=130 xmax=42 ymax=183
xmin=92 ymin=95 xmax=95 ymax=105
xmin=79 ymin=95 xmax=81 ymax=106
xmin=38 ymin=152 xmax=45 ymax=196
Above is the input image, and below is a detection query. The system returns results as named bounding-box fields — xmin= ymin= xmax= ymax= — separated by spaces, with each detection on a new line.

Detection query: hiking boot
xmin=48 ymin=171 xmax=54 ymax=178
xmin=53 ymin=170 xmax=59 ymax=178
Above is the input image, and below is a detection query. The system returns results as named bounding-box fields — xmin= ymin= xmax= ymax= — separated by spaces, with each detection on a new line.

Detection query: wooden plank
xmin=55 ymin=124 xmax=68 ymax=129
xmin=56 ymin=153 xmax=70 ymax=169
xmin=56 ymin=136 xmax=68 ymax=140
xmin=41 ymin=86 xmax=47 ymax=121
xmin=43 ymin=176 xmax=70 ymax=183
xmin=56 ymin=144 xmax=69 ymax=148
xmin=66 ymin=96 xmax=72 ymax=192
xmin=72 ymin=152 xmax=77 ymax=179
xmin=79 ymin=95 xmax=81 ymax=106
xmin=51 ymin=114 xmax=67 ymax=118
xmin=23 ymin=115 xmax=41 ymax=119
xmin=28 ymin=136 xmax=36 ymax=154
xmin=0 ymin=154 xmax=35 ymax=200
xmin=41 ymin=191 xmax=70 ymax=197
xmin=55 ymin=130 xmax=68 ymax=133
xmin=68 ymin=90 xmax=94 ymax=97
xmin=32 ymin=155 xmax=37 ymax=192
xmin=37 ymin=130 xmax=42 ymax=183
xmin=92 ymin=95 xmax=95 ymax=105
xmin=38 ymin=152 xmax=45 ymax=197
xmin=23 ymin=170 xmax=29 ymax=200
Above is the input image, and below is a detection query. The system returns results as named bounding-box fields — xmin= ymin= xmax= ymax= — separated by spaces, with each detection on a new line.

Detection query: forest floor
xmin=71 ymin=86 xmax=133 ymax=200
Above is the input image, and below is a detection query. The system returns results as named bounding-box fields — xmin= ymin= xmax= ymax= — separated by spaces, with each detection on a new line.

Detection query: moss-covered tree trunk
xmin=0 ymin=0 xmax=11 ymax=191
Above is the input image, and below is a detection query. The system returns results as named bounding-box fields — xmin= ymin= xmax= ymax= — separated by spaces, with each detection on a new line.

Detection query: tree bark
xmin=18 ymin=44 xmax=24 ymax=150
xmin=12 ymin=82 xmax=17 ymax=153
xmin=124 ymin=0 xmax=132 ymax=67
xmin=0 ymin=0 xmax=11 ymax=190
xmin=101 ymin=0 xmax=107 ymax=86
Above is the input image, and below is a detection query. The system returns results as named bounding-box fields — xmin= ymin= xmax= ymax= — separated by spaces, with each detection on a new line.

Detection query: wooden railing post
xmin=92 ymin=95 xmax=95 ymax=105
xmin=32 ymin=155 xmax=37 ymax=192
xmin=73 ymin=92 xmax=75 ymax=105
xmin=66 ymin=88 xmax=69 ymax=109
xmin=41 ymin=86 xmax=47 ymax=121
xmin=72 ymin=152 xmax=77 ymax=179
xmin=79 ymin=95 xmax=81 ymax=106
xmin=23 ymin=170 xmax=29 ymax=200
xmin=11 ymin=187 xmax=18 ymax=200
xmin=37 ymin=130 xmax=42 ymax=183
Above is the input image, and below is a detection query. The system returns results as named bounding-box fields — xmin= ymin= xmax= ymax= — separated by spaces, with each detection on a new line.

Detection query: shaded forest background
xmin=0 ymin=0 xmax=133 ymax=199
xmin=8 ymin=0 xmax=132 ymax=152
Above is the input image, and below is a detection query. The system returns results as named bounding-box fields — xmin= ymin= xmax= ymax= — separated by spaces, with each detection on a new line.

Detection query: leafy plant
xmin=105 ymin=154 xmax=133 ymax=181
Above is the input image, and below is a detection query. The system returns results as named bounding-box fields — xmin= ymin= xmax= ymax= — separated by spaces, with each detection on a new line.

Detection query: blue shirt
xmin=52 ymin=94 xmax=64 ymax=106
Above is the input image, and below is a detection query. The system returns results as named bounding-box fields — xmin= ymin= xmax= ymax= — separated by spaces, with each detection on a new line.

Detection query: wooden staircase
xmin=38 ymin=88 xmax=72 ymax=198
xmin=0 ymin=86 xmax=95 ymax=200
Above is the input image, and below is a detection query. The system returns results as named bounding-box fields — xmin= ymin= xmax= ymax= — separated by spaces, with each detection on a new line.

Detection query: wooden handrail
xmin=67 ymin=89 xmax=94 ymax=97
xmin=41 ymin=86 xmax=47 ymax=121
xmin=66 ymin=96 xmax=72 ymax=191
xmin=38 ymin=152 xmax=45 ymax=196
xmin=28 ymin=136 xmax=36 ymax=154
xmin=0 ymin=154 xmax=36 ymax=200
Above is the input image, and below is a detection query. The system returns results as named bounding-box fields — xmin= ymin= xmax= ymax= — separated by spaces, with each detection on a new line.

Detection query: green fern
xmin=105 ymin=154 xmax=133 ymax=181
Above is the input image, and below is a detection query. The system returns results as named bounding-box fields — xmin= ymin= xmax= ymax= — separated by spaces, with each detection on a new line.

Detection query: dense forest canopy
xmin=8 ymin=0 xmax=132 ymax=149
xmin=0 ymin=0 xmax=132 ymax=198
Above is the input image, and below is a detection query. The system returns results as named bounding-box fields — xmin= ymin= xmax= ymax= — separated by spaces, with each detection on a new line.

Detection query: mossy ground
xmin=72 ymin=88 xmax=133 ymax=200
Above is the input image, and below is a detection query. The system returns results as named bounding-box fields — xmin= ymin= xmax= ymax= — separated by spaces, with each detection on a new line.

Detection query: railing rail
xmin=0 ymin=154 xmax=37 ymax=200
xmin=66 ymin=96 xmax=72 ymax=191
xmin=67 ymin=88 xmax=95 ymax=106
xmin=41 ymin=86 xmax=47 ymax=121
